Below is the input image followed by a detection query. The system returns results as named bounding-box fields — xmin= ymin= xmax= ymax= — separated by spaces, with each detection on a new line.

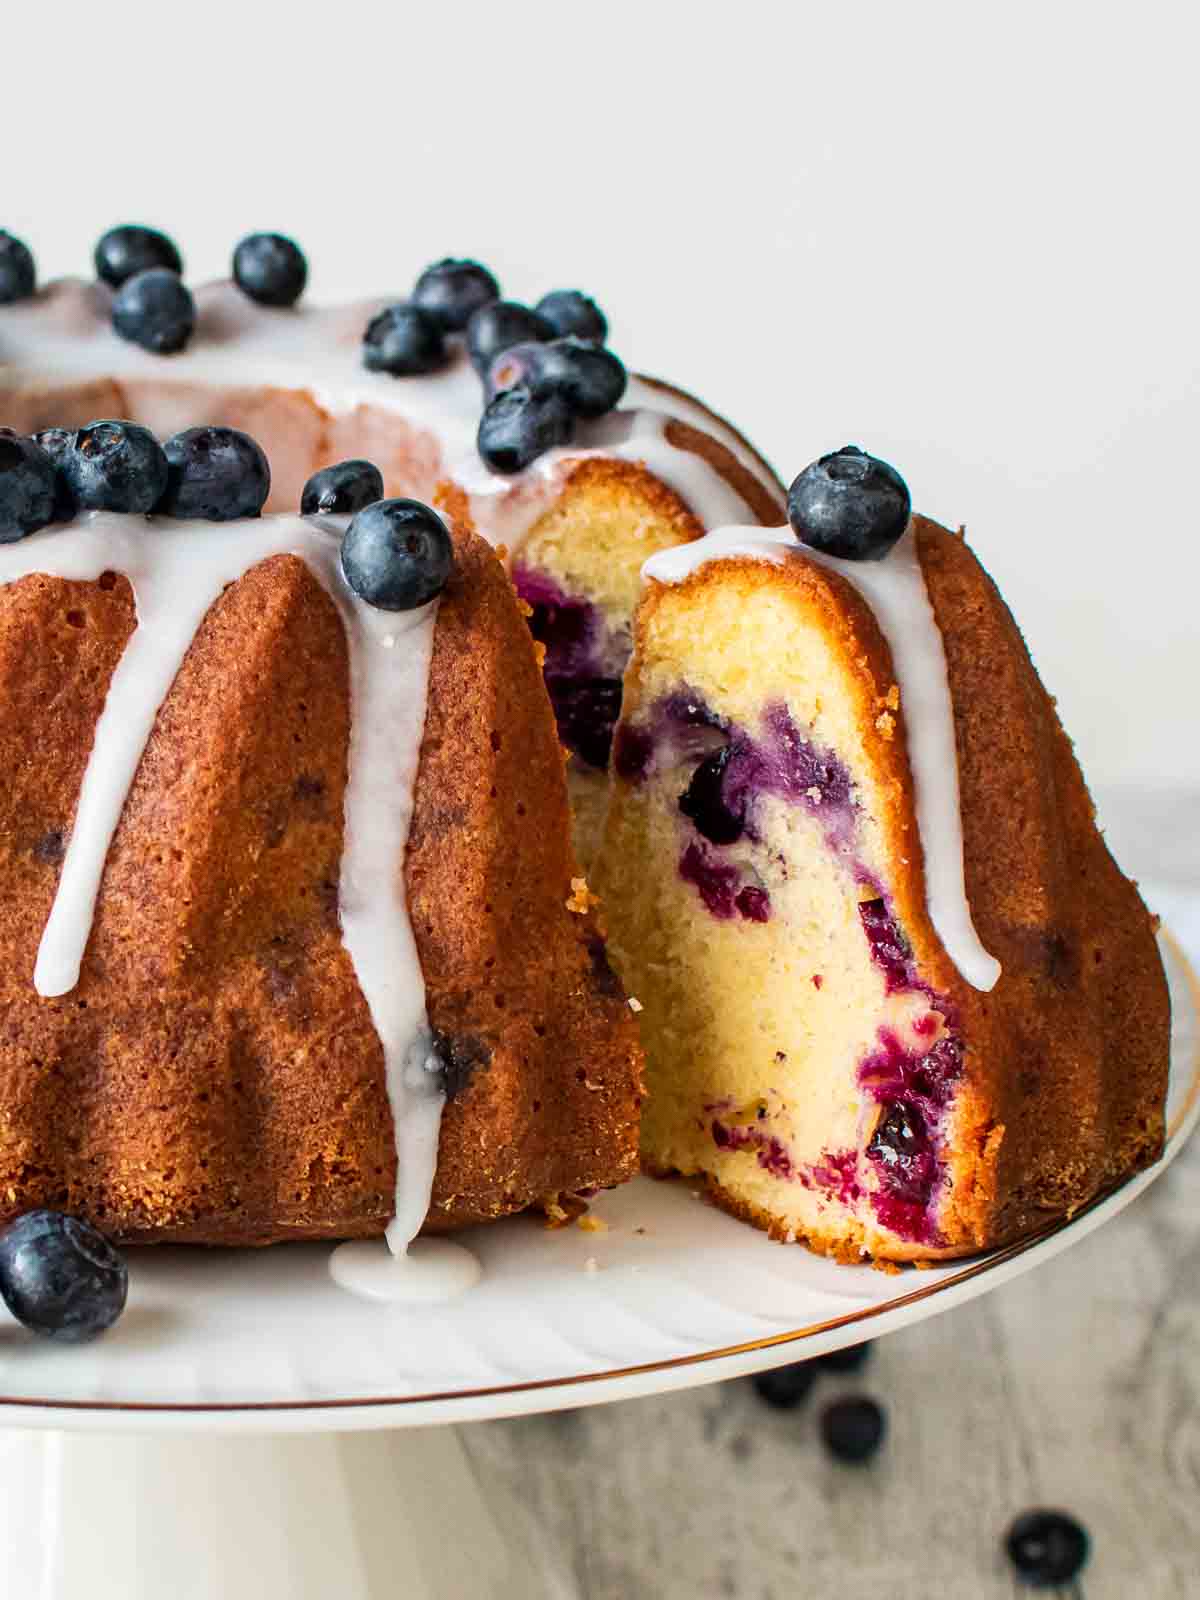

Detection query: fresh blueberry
xmin=0 ymin=1210 xmax=128 ymax=1342
xmin=819 ymin=1396 xmax=886 ymax=1463
xmin=491 ymin=336 xmax=626 ymax=419
xmin=477 ymin=385 xmax=574 ymax=474
xmin=94 ymin=225 xmax=183 ymax=289
xmin=0 ymin=231 xmax=36 ymax=303
xmin=63 ymin=420 xmax=168 ymax=514
xmin=817 ymin=1340 xmax=874 ymax=1374
xmin=301 ymin=459 xmax=384 ymax=515
xmin=787 ymin=446 xmax=911 ymax=562
xmin=535 ymin=289 xmax=608 ymax=344
xmin=751 ymin=1361 xmax=816 ymax=1410
xmin=1005 ymin=1510 xmax=1090 ymax=1589
xmin=0 ymin=433 xmax=57 ymax=541
xmin=232 ymin=232 xmax=308 ymax=307
xmin=678 ymin=747 xmax=743 ymax=845
xmin=340 ymin=498 xmax=454 ymax=610
xmin=483 ymin=339 xmax=549 ymax=402
xmin=411 ymin=258 xmax=500 ymax=332
xmin=158 ymin=426 xmax=271 ymax=521
xmin=465 ymin=301 xmax=555 ymax=377
xmin=362 ymin=303 xmax=446 ymax=376
xmin=32 ymin=428 xmax=78 ymax=521
xmin=111 ymin=267 xmax=196 ymax=355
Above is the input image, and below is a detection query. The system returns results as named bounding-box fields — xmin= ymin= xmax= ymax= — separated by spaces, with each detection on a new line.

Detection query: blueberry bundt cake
xmin=597 ymin=448 xmax=1170 ymax=1262
xmin=0 ymin=229 xmax=779 ymax=1250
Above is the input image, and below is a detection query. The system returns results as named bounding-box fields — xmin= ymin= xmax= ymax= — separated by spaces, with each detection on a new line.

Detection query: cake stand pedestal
xmin=0 ymin=1424 xmax=572 ymax=1600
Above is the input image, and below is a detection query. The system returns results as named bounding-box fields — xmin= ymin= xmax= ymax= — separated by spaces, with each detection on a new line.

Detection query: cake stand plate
xmin=2 ymin=917 xmax=1196 ymax=1598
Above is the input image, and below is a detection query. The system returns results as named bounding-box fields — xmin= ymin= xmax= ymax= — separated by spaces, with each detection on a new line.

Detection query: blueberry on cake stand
xmin=0 ymin=930 xmax=1191 ymax=1599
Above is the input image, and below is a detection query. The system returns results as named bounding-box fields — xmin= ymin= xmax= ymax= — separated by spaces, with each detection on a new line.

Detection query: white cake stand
xmin=3 ymin=928 xmax=1196 ymax=1599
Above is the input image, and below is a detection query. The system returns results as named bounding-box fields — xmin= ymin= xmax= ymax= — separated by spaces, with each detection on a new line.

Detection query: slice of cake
xmin=597 ymin=446 xmax=1170 ymax=1262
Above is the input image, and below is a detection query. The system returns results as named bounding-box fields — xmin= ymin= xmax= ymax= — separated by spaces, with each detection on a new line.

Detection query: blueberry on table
xmin=233 ymin=232 xmax=308 ymax=308
xmin=0 ymin=230 xmax=36 ymax=303
xmin=0 ymin=1210 xmax=128 ymax=1342
xmin=477 ymin=385 xmax=574 ymax=474
xmin=301 ymin=459 xmax=384 ymax=516
xmin=0 ymin=433 xmax=57 ymax=541
xmin=111 ymin=267 xmax=196 ymax=354
xmin=787 ymin=446 xmax=911 ymax=561
xmin=362 ymin=303 xmax=447 ymax=376
xmin=64 ymin=420 xmax=169 ymax=514
xmin=341 ymin=498 xmax=454 ymax=611
xmin=94 ymin=224 xmax=183 ymax=289
xmin=159 ymin=426 xmax=271 ymax=521
xmin=535 ymin=288 xmax=608 ymax=344
xmin=466 ymin=301 xmax=555 ymax=377
xmin=411 ymin=258 xmax=500 ymax=332
xmin=816 ymin=1340 xmax=873 ymax=1374
xmin=1005 ymin=1509 xmax=1090 ymax=1589
xmin=751 ymin=1361 xmax=817 ymax=1410
xmin=819 ymin=1396 xmax=886 ymax=1463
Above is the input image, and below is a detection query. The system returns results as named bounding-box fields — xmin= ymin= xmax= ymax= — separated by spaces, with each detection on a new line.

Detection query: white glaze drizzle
xmin=0 ymin=510 xmax=445 ymax=1254
xmin=643 ymin=525 xmax=1003 ymax=992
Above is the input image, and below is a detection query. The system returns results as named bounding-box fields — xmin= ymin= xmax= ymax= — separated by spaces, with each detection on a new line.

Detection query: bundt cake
xmin=597 ymin=447 xmax=1171 ymax=1263
xmin=0 ymin=228 xmax=781 ymax=1255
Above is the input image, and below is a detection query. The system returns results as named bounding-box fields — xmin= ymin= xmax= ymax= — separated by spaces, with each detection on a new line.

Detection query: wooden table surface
xmin=462 ymin=788 xmax=1200 ymax=1599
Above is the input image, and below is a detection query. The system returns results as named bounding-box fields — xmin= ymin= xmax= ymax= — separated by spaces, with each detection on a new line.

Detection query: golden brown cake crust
xmin=0 ymin=514 xmax=643 ymax=1245
xmin=625 ymin=516 xmax=1170 ymax=1259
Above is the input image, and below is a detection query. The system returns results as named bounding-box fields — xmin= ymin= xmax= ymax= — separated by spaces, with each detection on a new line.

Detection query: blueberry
xmin=0 ymin=1210 xmax=128 ymax=1342
xmin=483 ymin=339 xmax=549 ymax=402
xmin=477 ymin=385 xmax=574 ymax=474
xmin=820 ymin=1396 xmax=886 ymax=1463
xmin=63 ymin=420 xmax=168 ymax=513
xmin=868 ymin=1101 xmax=935 ymax=1204
xmin=465 ymin=301 xmax=555 ymax=377
xmin=1005 ymin=1510 xmax=1090 ymax=1589
xmin=94 ymin=224 xmax=183 ymax=289
xmin=301 ymin=459 xmax=384 ymax=516
xmin=0 ymin=433 xmax=56 ymax=541
xmin=817 ymin=1340 xmax=873 ymax=1375
xmin=546 ymin=676 xmax=624 ymax=771
xmin=232 ymin=232 xmax=308 ymax=308
xmin=787 ymin=446 xmax=911 ymax=562
xmin=751 ymin=1361 xmax=816 ymax=1410
xmin=32 ymin=427 xmax=78 ymax=521
xmin=535 ymin=289 xmax=608 ymax=344
xmin=491 ymin=336 xmax=626 ymax=419
xmin=363 ymin=303 xmax=446 ymax=376
xmin=158 ymin=426 xmax=270 ymax=521
xmin=411 ymin=257 xmax=500 ymax=333
xmin=0 ymin=231 xmax=36 ymax=303
xmin=111 ymin=267 xmax=196 ymax=355
xmin=679 ymin=746 xmax=743 ymax=845
xmin=340 ymin=498 xmax=454 ymax=611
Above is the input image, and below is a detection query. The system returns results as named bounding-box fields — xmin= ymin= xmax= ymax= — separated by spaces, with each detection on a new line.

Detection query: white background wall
xmin=6 ymin=4 xmax=1196 ymax=790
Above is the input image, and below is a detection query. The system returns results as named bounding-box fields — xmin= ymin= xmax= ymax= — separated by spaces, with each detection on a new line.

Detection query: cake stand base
xmin=0 ymin=1424 xmax=573 ymax=1599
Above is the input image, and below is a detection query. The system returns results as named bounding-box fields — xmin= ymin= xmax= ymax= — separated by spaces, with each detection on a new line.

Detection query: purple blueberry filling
xmin=512 ymin=567 xmax=626 ymax=770
xmin=628 ymin=691 xmax=966 ymax=1246
xmin=679 ymin=842 xmax=771 ymax=922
